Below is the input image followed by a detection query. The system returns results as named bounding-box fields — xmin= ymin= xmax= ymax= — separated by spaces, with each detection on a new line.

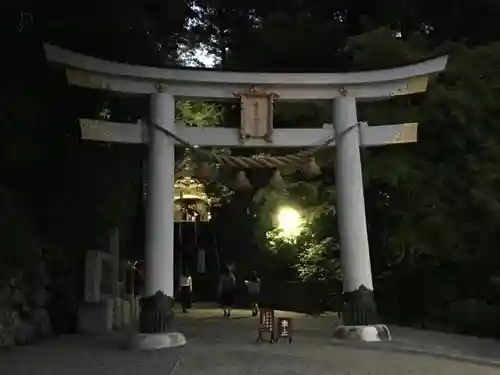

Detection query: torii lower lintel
xmin=79 ymin=118 xmax=419 ymax=147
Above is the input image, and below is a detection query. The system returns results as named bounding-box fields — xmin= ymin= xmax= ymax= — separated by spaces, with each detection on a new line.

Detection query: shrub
xmin=0 ymin=187 xmax=52 ymax=345
xmin=0 ymin=277 xmax=22 ymax=347
xmin=446 ymin=298 xmax=500 ymax=337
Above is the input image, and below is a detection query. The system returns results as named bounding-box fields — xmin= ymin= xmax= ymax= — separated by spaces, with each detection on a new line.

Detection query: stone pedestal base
xmin=334 ymin=324 xmax=391 ymax=342
xmin=124 ymin=291 xmax=186 ymax=350
xmin=139 ymin=291 xmax=176 ymax=333
xmin=78 ymin=299 xmax=114 ymax=334
xmin=342 ymin=285 xmax=378 ymax=326
xmin=128 ymin=332 xmax=186 ymax=350
xmin=78 ymin=298 xmax=135 ymax=334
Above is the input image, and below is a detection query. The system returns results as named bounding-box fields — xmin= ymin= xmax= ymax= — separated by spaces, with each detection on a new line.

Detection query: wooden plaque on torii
xmin=234 ymin=86 xmax=278 ymax=144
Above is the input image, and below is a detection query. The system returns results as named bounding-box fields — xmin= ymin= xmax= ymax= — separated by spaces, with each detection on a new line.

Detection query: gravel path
xmin=1 ymin=308 xmax=499 ymax=375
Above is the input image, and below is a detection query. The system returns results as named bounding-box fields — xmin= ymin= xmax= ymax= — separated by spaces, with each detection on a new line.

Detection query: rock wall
xmin=0 ymin=187 xmax=52 ymax=347
xmin=0 ymin=265 xmax=52 ymax=347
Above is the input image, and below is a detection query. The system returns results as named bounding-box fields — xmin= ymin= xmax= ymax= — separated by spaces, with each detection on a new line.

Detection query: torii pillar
xmin=145 ymin=92 xmax=176 ymax=301
xmin=333 ymin=94 xmax=379 ymax=337
xmin=134 ymin=90 xmax=187 ymax=349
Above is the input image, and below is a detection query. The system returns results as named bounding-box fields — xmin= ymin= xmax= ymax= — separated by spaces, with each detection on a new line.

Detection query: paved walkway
xmin=1 ymin=308 xmax=500 ymax=375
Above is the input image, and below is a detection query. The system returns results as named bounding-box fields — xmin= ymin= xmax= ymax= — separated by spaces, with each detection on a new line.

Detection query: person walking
xmin=218 ymin=265 xmax=236 ymax=317
xmin=130 ymin=260 xmax=145 ymax=322
xmin=245 ymin=270 xmax=261 ymax=316
xmin=179 ymin=271 xmax=193 ymax=313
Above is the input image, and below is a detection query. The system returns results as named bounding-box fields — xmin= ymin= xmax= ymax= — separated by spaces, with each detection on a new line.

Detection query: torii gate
xmin=44 ymin=45 xmax=447 ymax=348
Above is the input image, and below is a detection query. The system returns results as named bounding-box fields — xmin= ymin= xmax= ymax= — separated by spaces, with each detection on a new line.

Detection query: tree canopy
xmin=3 ymin=0 xmax=500 ymax=331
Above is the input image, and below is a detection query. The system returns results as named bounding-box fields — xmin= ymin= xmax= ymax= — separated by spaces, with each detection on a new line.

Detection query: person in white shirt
xmin=179 ymin=272 xmax=193 ymax=313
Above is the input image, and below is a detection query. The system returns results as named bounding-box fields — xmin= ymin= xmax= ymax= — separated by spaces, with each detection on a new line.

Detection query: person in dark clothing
xmin=218 ymin=265 xmax=236 ymax=317
xmin=134 ymin=260 xmax=145 ymax=296
xmin=245 ymin=270 xmax=261 ymax=316
xmin=178 ymin=271 xmax=193 ymax=313
xmin=130 ymin=260 xmax=145 ymax=322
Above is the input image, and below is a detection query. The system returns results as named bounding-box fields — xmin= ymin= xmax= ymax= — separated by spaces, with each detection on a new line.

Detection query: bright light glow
xmin=277 ymin=207 xmax=302 ymax=238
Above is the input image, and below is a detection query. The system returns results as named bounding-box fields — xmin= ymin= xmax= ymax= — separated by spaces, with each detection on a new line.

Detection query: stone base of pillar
xmin=127 ymin=291 xmax=187 ymax=350
xmin=139 ymin=291 xmax=176 ymax=332
xmin=128 ymin=332 xmax=187 ymax=350
xmin=333 ymin=324 xmax=391 ymax=342
xmin=342 ymin=285 xmax=378 ymax=326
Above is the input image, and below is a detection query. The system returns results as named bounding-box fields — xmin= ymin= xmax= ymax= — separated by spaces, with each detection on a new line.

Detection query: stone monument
xmin=78 ymin=228 xmax=136 ymax=334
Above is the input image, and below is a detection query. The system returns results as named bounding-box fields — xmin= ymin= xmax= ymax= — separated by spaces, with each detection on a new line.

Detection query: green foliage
xmin=39 ymin=0 xmax=195 ymax=65
xmin=0 ymin=186 xmax=51 ymax=345
xmin=446 ymin=299 xmax=500 ymax=337
xmin=348 ymin=27 xmax=430 ymax=69
xmin=253 ymin=182 xmax=340 ymax=282
xmin=0 ymin=293 xmax=20 ymax=347
xmin=0 ymin=187 xmax=40 ymax=277
xmin=295 ymin=236 xmax=340 ymax=281
xmin=351 ymin=29 xmax=500 ymax=269
xmin=176 ymin=101 xmax=223 ymax=127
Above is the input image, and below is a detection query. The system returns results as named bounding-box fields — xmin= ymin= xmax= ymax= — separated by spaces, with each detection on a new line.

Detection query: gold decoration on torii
xmin=391 ymin=76 xmax=429 ymax=97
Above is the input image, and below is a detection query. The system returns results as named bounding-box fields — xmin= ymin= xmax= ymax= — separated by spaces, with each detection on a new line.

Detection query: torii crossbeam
xmin=44 ymin=44 xmax=447 ymax=347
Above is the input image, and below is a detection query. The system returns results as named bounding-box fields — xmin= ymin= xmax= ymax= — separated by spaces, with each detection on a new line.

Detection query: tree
xmin=351 ymin=29 xmax=500 ymax=269
xmin=253 ymin=179 xmax=341 ymax=282
xmin=345 ymin=29 xmax=500 ymax=325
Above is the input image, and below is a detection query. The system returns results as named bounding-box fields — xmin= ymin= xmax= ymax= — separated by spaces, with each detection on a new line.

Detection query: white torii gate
xmin=44 ymin=44 xmax=447 ymax=348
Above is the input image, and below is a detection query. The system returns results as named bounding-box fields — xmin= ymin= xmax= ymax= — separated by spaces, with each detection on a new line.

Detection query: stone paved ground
xmin=376 ymin=326 xmax=500 ymax=366
xmin=1 ymin=308 xmax=500 ymax=375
